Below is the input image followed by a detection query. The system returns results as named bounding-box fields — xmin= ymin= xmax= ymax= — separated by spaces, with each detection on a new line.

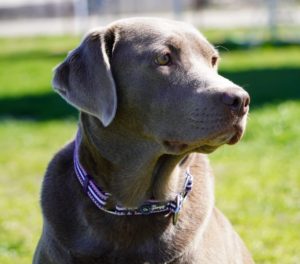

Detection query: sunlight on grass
xmin=1 ymin=102 xmax=299 ymax=263
xmin=0 ymin=36 xmax=80 ymax=97
xmin=211 ymin=101 xmax=300 ymax=263
xmin=0 ymin=120 xmax=77 ymax=264
xmin=219 ymin=46 xmax=300 ymax=70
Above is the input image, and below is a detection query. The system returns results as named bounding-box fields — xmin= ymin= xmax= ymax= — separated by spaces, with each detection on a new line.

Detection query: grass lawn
xmin=0 ymin=35 xmax=299 ymax=264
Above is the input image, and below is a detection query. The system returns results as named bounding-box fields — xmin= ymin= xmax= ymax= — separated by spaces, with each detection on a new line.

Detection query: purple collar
xmin=73 ymin=131 xmax=193 ymax=224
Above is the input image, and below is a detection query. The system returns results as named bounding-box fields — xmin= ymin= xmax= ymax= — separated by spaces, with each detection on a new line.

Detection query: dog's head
xmin=53 ymin=18 xmax=249 ymax=155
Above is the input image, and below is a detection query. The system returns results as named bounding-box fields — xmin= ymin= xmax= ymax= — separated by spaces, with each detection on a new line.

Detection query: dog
xmin=33 ymin=17 xmax=254 ymax=264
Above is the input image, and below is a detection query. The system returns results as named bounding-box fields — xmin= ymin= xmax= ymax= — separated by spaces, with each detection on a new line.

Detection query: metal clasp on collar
xmin=172 ymin=194 xmax=183 ymax=225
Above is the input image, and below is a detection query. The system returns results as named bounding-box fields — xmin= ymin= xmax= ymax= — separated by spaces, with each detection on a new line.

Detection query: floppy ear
xmin=52 ymin=27 xmax=117 ymax=127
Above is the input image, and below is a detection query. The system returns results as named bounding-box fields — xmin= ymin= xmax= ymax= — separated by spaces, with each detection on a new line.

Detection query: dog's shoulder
xmin=41 ymin=141 xmax=78 ymax=220
xmin=198 ymin=207 xmax=254 ymax=264
xmin=46 ymin=141 xmax=75 ymax=179
xmin=41 ymin=141 xmax=75 ymax=196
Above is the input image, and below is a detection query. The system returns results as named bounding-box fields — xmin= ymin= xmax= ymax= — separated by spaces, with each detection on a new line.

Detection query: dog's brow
xmin=213 ymin=49 xmax=220 ymax=57
xmin=164 ymin=35 xmax=183 ymax=50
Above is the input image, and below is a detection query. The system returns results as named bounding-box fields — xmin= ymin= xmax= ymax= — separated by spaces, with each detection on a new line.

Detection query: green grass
xmin=0 ymin=120 xmax=76 ymax=263
xmin=211 ymin=101 xmax=300 ymax=264
xmin=0 ymin=35 xmax=299 ymax=264
xmin=0 ymin=36 xmax=80 ymax=97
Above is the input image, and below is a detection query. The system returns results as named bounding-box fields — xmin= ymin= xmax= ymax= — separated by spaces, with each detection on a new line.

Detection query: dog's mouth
xmin=226 ymin=124 xmax=244 ymax=145
xmin=163 ymin=141 xmax=189 ymax=153
xmin=163 ymin=120 xmax=246 ymax=154
xmin=163 ymin=140 xmax=218 ymax=154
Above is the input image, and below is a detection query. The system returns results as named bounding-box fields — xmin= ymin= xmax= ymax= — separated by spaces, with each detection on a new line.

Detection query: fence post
xmin=173 ymin=0 xmax=183 ymax=20
xmin=73 ymin=0 xmax=89 ymax=34
xmin=267 ymin=0 xmax=279 ymax=41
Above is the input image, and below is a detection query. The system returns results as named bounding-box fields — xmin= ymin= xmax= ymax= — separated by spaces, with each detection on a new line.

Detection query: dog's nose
xmin=221 ymin=89 xmax=250 ymax=116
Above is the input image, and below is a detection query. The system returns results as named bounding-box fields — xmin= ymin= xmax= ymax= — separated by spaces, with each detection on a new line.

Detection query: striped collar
xmin=73 ymin=131 xmax=193 ymax=224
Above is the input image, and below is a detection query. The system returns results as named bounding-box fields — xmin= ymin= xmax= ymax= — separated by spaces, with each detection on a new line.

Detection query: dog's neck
xmin=78 ymin=113 xmax=189 ymax=208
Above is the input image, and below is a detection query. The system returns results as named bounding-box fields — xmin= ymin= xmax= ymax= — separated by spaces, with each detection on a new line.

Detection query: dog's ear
xmin=52 ymin=27 xmax=117 ymax=127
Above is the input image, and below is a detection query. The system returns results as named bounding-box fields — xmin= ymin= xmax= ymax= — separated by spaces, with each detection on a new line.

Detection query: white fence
xmin=0 ymin=0 xmax=299 ymax=39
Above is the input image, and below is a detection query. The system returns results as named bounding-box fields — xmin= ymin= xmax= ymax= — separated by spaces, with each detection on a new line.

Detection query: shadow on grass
xmin=220 ymin=67 xmax=300 ymax=106
xmin=0 ymin=92 xmax=77 ymax=121
xmin=214 ymin=40 xmax=300 ymax=51
xmin=0 ymin=67 xmax=299 ymax=121
xmin=0 ymin=50 xmax=65 ymax=62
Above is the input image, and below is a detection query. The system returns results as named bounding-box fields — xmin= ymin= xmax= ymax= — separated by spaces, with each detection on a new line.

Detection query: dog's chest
xmin=68 ymin=210 xmax=196 ymax=263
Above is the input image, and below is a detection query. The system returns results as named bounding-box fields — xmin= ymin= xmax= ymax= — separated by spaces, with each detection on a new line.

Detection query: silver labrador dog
xmin=33 ymin=18 xmax=254 ymax=264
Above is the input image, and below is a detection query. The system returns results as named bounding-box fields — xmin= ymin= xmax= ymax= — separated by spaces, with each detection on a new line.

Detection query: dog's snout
xmin=221 ymin=89 xmax=250 ymax=116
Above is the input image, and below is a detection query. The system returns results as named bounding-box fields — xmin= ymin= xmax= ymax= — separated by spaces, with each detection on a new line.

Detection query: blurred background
xmin=1 ymin=0 xmax=300 ymax=40
xmin=0 ymin=1 xmax=299 ymax=263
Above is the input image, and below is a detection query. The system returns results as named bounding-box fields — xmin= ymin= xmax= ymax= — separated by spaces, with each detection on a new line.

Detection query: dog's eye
xmin=155 ymin=53 xmax=171 ymax=66
xmin=211 ymin=56 xmax=218 ymax=67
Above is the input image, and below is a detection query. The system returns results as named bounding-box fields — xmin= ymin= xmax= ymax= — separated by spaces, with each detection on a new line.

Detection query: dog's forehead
xmin=111 ymin=18 xmax=215 ymax=53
